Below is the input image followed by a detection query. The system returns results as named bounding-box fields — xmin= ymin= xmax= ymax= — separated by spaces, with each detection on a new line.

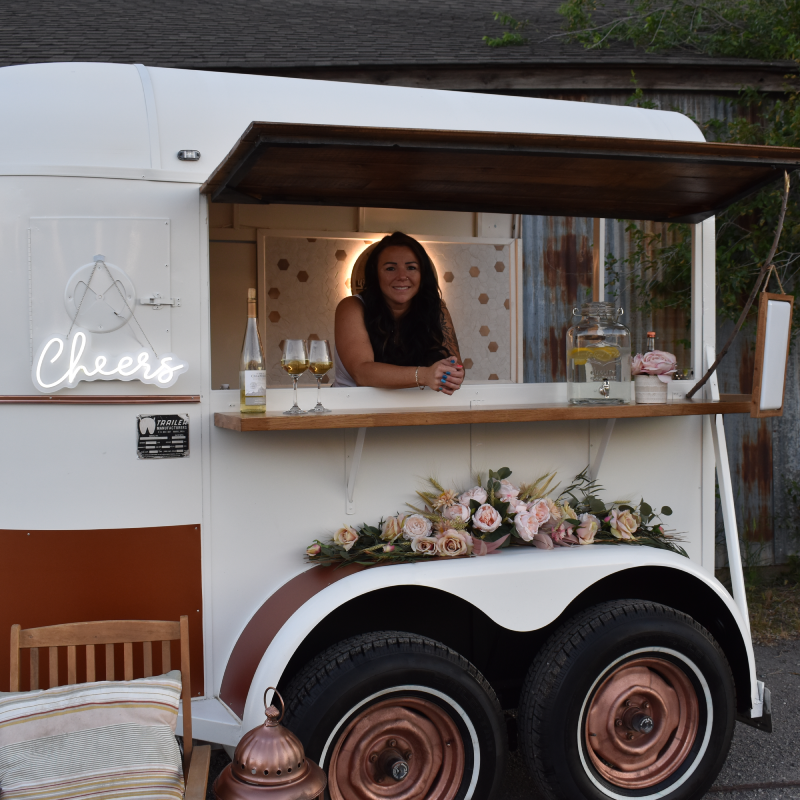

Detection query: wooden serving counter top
xmin=215 ymin=395 xmax=752 ymax=432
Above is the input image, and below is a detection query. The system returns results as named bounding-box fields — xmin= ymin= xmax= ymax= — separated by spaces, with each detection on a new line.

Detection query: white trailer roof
xmin=0 ymin=62 xmax=705 ymax=178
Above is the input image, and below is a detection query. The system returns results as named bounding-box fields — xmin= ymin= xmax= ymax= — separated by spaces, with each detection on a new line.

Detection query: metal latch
xmin=139 ymin=293 xmax=181 ymax=310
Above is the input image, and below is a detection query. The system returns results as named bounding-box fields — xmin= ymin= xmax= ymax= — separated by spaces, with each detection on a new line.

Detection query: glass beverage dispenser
xmin=567 ymin=302 xmax=631 ymax=405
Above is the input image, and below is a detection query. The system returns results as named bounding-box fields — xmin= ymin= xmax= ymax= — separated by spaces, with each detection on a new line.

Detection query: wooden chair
xmin=9 ymin=616 xmax=210 ymax=800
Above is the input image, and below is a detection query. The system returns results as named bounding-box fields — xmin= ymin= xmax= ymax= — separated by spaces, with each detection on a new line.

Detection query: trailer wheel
xmin=518 ymin=600 xmax=735 ymax=800
xmin=281 ymin=631 xmax=506 ymax=800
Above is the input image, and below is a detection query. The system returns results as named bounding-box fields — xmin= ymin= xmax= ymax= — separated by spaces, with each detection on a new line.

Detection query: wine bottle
xmin=240 ymin=288 xmax=266 ymax=413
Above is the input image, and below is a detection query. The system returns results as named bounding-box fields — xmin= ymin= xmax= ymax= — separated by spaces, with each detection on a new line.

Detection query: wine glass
xmin=281 ymin=339 xmax=309 ymax=415
xmin=308 ymin=339 xmax=333 ymax=413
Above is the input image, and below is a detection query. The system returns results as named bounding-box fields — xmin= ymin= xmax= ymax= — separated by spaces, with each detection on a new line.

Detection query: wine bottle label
xmin=244 ymin=370 xmax=266 ymax=398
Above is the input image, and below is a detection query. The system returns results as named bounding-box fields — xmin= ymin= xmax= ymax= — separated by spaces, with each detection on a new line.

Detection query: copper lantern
xmin=214 ymin=688 xmax=327 ymax=800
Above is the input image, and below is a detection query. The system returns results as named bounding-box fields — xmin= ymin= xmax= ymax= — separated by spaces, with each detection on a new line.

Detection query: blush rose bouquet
xmin=305 ymin=468 xmax=684 ymax=566
xmin=631 ymin=350 xmax=678 ymax=383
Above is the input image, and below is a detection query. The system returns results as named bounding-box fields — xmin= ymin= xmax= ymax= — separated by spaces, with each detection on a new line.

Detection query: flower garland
xmin=305 ymin=468 xmax=685 ymax=567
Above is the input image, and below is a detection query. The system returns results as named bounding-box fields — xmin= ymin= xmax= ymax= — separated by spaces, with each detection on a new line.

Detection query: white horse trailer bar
xmin=2 ymin=61 xmax=795 ymax=800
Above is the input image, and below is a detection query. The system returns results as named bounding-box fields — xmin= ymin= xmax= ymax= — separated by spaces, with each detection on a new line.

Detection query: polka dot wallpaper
xmin=262 ymin=236 xmax=513 ymax=386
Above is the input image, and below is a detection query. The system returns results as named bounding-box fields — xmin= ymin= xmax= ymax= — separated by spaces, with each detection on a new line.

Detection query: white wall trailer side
xmin=1 ymin=62 xmax=795 ymax=800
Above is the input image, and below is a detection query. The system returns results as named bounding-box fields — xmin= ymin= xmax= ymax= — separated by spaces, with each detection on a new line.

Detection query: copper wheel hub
xmin=585 ymin=657 xmax=700 ymax=789
xmin=328 ymin=696 xmax=465 ymax=800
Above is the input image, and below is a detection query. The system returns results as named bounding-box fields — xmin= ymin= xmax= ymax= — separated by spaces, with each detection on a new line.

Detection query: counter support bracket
xmin=705 ymin=345 xmax=750 ymax=634
xmin=588 ymin=418 xmax=616 ymax=481
xmin=346 ymin=427 xmax=367 ymax=515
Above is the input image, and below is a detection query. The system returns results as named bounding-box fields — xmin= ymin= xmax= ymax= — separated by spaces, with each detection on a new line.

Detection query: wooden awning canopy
xmin=201 ymin=122 xmax=800 ymax=223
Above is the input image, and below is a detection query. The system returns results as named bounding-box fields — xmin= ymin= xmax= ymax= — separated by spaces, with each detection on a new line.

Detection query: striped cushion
xmin=0 ymin=671 xmax=184 ymax=800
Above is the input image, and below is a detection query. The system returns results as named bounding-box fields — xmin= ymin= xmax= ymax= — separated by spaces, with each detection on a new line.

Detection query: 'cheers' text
xmin=33 ymin=332 xmax=189 ymax=391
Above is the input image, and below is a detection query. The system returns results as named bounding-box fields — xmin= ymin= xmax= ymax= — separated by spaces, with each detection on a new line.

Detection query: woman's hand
xmin=422 ymin=358 xmax=464 ymax=395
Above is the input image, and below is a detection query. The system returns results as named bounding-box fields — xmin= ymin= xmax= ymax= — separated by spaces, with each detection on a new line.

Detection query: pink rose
xmin=631 ymin=350 xmax=677 ymax=383
xmin=333 ymin=526 xmax=359 ymax=551
xmin=527 ymin=498 xmax=552 ymax=528
xmin=576 ymin=513 xmax=600 ymax=544
xmin=381 ymin=514 xmax=406 ymax=541
xmin=472 ymin=503 xmax=502 ymax=533
xmin=509 ymin=499 xmax=528 ymax=515
xmin=459 ymin=486 xmax=488 ymax=505
xmin=436 ymin=530 xmax=473 ymax=557
xmin=443 ymin=504 xmax=470 ymax=522
xmin=514 ymin=511 xmax=540 ymax=542
xmin=497 ymin=479 xmax=520 ymax=502
xmin=411 ymin=536 xmax=438 ymax=555
xmin=403 ymin=514 xmax=433 ymax=540
xmin=551 ymin=523 xmax=579 ymax=546
xmin=306 ymin=544 xmax=321 ymax=557
xmin=609 ymin=508 xmax=640 ymax=540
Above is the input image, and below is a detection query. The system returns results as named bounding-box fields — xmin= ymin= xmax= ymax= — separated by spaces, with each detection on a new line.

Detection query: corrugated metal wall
xmin=522 ymin=216 xmax=593 ymax=382
xmin=522 ymin=90 xmax=797 ymax=567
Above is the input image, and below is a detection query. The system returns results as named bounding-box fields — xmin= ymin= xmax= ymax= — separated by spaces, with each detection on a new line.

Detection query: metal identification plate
xmin=137 ymin=414 xmax=189 ymax=459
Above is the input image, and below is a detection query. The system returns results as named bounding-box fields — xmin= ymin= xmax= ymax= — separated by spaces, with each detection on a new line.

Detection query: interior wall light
xmin=178 ymin=150 xmax=201 ymax=161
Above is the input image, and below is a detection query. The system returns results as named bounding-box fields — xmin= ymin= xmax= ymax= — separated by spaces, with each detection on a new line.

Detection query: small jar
xmin=567 ymin=302 xmax=631 ymax=405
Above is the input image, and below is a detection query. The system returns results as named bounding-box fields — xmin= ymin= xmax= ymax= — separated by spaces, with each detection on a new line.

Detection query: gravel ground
xmin=205 ymin=641 xmax=800 ymax=800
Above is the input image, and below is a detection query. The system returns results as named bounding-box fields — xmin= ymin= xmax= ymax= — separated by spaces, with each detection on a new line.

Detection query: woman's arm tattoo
xmin=442 ymin=311 xmax=461 ymax=362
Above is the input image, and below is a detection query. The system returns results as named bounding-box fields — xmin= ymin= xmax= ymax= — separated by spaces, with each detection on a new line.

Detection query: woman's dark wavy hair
xmin=360 ymin=232 xmax=449 ymax=367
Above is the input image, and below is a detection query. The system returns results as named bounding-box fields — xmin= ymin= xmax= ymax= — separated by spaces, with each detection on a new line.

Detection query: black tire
xmin=518 ymin=600 xmax=735 ymax=800
xmin=282 ymin=631 xmax=506 ymax=800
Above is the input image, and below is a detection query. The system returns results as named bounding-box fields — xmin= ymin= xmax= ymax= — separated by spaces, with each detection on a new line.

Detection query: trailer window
xmin=521 ymin=217 xmax=692 ymax=383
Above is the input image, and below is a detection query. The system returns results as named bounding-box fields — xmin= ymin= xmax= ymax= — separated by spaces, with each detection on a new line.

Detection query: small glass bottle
xmin=647 ymin=331 xmax=656 ymax=352
xmin=239 ymin=288 xmax=267 ymax=413
xmin=567 ymin=302 xmax=632 ymax=405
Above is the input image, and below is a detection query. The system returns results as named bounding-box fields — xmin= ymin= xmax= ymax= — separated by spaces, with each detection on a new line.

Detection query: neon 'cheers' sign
xmin=33 ymin=331 xmax=188 ymax=392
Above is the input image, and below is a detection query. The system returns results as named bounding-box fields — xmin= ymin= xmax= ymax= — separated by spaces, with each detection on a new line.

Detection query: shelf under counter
xmin=214 ymin=394 xmax=752 ymax=432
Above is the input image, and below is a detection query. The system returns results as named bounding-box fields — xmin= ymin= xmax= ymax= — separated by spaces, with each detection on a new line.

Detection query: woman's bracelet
xmin=415 ymin=367 xmax=424 ymax=390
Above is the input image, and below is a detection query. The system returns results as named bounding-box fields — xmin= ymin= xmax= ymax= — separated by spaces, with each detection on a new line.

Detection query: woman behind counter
xmin=333 ymin=232 xmax=464 ymax=394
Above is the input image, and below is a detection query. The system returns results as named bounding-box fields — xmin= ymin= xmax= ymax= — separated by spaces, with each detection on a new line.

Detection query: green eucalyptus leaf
xmin=661 ymin=506 xmax=673 ymax=516
xmin=589 ymin=497 xmax=606 ymax=514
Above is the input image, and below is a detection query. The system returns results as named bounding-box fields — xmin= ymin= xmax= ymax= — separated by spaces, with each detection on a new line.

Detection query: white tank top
xmin=332 ymin=295 xmax=364 ymax=388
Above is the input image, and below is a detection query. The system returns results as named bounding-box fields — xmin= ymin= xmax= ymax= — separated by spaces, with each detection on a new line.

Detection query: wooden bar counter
xmin=215 ymin=395 xmax=751 ymax=432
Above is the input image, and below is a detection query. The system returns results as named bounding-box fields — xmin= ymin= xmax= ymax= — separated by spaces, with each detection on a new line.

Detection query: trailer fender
xmin=220 ymin=547 xmax=756 ymax=736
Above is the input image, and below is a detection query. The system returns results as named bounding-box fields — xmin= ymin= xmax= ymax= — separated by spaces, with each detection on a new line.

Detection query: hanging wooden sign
xmin=750 ymin=291 xmax=795 ymax=418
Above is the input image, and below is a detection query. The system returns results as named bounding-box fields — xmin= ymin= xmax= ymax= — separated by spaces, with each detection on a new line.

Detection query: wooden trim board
xmin=215 ymin=395 xmax=752 ymax=432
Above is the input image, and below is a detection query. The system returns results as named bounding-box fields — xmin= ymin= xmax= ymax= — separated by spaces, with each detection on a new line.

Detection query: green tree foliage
xmin=487 ymin=2 xmax=800 ymax=326
xmin=483 ymin=11 xmax=529 ymax=47
xmin=558 ymin=0 xmax=800 ymax=60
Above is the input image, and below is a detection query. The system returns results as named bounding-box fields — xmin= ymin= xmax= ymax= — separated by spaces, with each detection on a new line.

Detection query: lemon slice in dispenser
xmin=569 ymin=347 xmax=593 ymax=366
xmin=587 ymin=345 xmax=621 ymax=363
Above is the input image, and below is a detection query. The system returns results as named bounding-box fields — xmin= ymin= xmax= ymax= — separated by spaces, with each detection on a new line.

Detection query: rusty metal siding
xmin=605 ymin=219 xmax=691 ymax=368
xmin=521 ymin=215 xmax=593 ymax=382
xmin=773 ymin=346 xmax=800 ymax=563
xmin=522 ymin=216 xmax=690 ymax=381
xmin=716 ymin=319 xmax=776 ymax=566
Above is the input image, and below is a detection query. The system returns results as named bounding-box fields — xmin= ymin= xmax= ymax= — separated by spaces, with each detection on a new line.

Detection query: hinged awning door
xmin=201 ymin=123 xmax=800 ymax=223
